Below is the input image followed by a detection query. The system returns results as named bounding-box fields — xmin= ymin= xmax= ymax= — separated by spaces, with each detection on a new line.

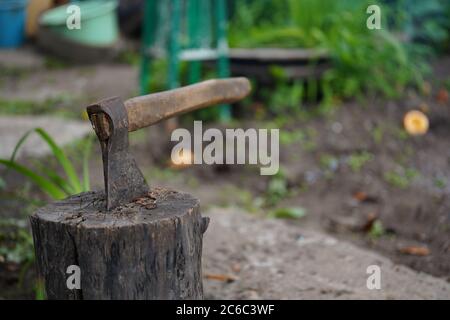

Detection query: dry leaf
xmin=204 ymin=273 xmax=238 ymax=282
xmin=353 ymin=191 xmax=368 ymax=202
xmin=353 ymin=191 xmax=377 ymax=203
xmin=399 ymin=246 xmax=430 ymax=256
xmin=436 ymin=88 xmax=449 ymax=104
xmin=362 ymin=213 xmax=378 ymax=232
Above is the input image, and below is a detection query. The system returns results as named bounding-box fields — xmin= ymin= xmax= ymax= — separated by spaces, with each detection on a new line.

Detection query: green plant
xmin=347 ymin=151 xmax=373 ymax=172
xmin=384 ymin=167 xmax=419 ymax=188
xmin=279 ymin=129 xmax=305 ymax=145
xmin=0 ymin=218 xmax=36 ymax=295
xmin=265 ymin=170 xmax=289 ymax=206
xmin=0 ymin=130 xmax=93 ymax=300
xmin=34 ymin=278 xmax=46 ymax=300
xmin=0 ymin=221 xmax=34 ymax=265
xmin=229 ymin=0 xmax=426 ymax=101
xmin=269 ymin=206 xmax=307 ymax=219
xmin=44 ymin=57 xmax=70 ymax=70
xmin=0 ymin=128 xmax=93 ymax=200
xmin=434 ymin=177 xmax=447 ymax=189
xmin=264 ymin=80 xmax=304 ymax=114
xmin=0 ymin=97 xmax=81 ymax=118
xmin=386 ymin=0 xmax=450 ymax=51
xmin=369 ymin=220 xmax=385 ymax=238
xmin=372 ymin=126 xmax=384 ymax=144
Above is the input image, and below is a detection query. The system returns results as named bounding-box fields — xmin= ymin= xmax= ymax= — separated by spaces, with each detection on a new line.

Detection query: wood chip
xmin=204 ymin=273 xmax=238 ymax=283
xmin=437 ymin=88 xmax=449 ymax=104
xmin=399 ymin=246 xmax=430 ymax=256
xmin=352 ymin=191 xmax=378 ymax=203
xmin=362 ymin=213 xmax=378 ymax=232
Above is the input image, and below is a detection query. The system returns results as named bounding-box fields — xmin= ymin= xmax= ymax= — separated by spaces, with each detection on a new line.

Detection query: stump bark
xmin=30 ymin=188 xmax=209 ymax=300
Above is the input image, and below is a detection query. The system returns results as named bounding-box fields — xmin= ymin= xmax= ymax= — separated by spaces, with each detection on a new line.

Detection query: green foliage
xmin=320 ymin=154 xmax=338 ymax=169
xmin=44 ymin=57 xmax=70 ymax=70
xmin=279 ymin=129 xmax=305 ymax=145
xmin=0 ymin=219 xmax=34 ymax=264
xmin=384 ymin=167 xmax=419 ymax=188
xmin=34 ymin=279 xmax=46 ymax=300
xmin=372 ymin=126 xmax=384 ymax=144
xmin=264 ymin=80 xmax=304 ymax=114
xmin=265 ymin=170 xmax=289 ymax=206
xmin=433 ymin=177 xmax=447 ymax=189
xmin=269 ymin=207 xmax=306 ymax=219
xmin=0 ymin=128 xmax=92 ymax=200
xmin=347 ymin=151 xmax=373 ymax=172
xmin=229 ymin=0 xmax=427 ymax=101
xmin=387 ymin=0 xmax=450 ymax=50
xmin=0 ymin=97 xmax=81 ymax=118
xmin=0 ymin=218 xmax=46 ymax=299
xmin=369 ymin=220 xmax=385 ymax=238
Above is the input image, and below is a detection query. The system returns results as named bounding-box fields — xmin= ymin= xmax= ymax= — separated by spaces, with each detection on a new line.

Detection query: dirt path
xmin=203 ymin=208 xmax=450 ymax=299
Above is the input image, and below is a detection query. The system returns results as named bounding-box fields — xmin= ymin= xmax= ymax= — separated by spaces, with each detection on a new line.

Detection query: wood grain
xmin=30 ymin=188 xmax=209 ymax=300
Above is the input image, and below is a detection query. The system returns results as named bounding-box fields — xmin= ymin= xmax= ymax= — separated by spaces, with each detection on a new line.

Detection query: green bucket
xmin=40 ymin=0 xmax=118 ymax=47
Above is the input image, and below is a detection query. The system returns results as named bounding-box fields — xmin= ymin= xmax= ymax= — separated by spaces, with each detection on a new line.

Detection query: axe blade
xmin=87 ymin=97 xmax=149 ymax=210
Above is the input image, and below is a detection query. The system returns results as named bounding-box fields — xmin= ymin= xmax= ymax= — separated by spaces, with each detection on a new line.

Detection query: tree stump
xmin=30 ymin=188 xmax=209 ymax=300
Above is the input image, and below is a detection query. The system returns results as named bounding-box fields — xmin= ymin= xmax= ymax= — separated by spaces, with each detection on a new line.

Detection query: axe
xmin=87 ymin=77 xmax=251 ymax=210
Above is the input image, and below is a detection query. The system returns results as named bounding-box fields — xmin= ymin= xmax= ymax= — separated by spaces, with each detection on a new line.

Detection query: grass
xmin=0 ymin=128 xmax=93 ymax=200
xmin=229 ymin=0 xmax=426 ymax=103
xmin=268 ymin=206 xmax=307 ymax=219
xmin=384 ymin=167 xmax=420 ymax=188
xmin=347 ymin=151 xmax=373 ymax=172
xmin=368 ymin=220 xmax=385 ymax=239
xmin=0 ymin=97 xmax=82 ymax=118
xmin=0 ymin=130 xmax=94 ymax=300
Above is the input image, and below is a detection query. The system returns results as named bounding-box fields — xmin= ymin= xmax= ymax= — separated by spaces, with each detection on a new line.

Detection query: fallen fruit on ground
xmin=403 ymin=110 xmax=429 ymax=136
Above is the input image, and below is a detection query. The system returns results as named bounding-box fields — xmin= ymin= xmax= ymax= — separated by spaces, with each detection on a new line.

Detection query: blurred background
xmin=0 ymin=0 xmax=449 ymax=299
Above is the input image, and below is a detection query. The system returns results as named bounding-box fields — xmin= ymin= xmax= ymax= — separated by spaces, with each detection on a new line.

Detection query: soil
xmin=139 ymin=85 xmax=450 ymax=279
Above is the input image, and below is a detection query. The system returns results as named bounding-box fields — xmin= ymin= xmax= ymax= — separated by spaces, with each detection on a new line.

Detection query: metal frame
xmin=140 ymin=0 xmax=231 ymax=121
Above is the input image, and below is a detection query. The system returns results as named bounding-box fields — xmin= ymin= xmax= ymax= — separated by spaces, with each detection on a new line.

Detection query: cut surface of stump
xmin=30 ymin=188 xmax=208 ymax=300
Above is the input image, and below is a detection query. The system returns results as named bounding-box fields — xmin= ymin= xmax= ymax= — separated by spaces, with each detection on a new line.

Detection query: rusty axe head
xmin=86 ymin=78 xmax=251 ymax=211
xmin=87 ymin=97 xmax=149 ymax=210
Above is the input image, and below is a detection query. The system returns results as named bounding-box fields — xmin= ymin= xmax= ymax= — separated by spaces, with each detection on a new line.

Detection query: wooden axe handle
xmin=125 ymin=77 xmax=251 ymax=132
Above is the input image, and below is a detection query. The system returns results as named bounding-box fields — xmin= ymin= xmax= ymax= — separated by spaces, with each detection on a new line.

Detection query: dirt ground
xmin=138 ymin=82 xmax=450 ymax=279
xmin=0 ymin=49 xmax=449 ymax=298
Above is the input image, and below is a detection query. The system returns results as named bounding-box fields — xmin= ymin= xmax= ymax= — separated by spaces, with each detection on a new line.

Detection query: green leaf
xmin=37 ymin=163 xmax=75 ymax=195
xmin=34 ymin=128 xmax=82 ymax=193
xmin=10 ymin=129 xmax=34 ymax=162
xmin=269 ymin=207 xmax=306 ymax=219
xmin=35 ymin=278 xmax=46 ymax=300
xmin=0 ymin=159 xmax=67 ymax=200
xmin=369 ymin=220 xmax=385 ymax=239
